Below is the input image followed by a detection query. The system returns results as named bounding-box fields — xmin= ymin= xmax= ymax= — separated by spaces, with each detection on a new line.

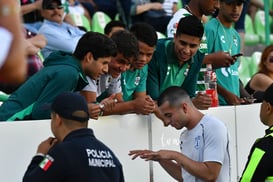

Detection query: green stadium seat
xmin=91 ymin=11 xmax=111 ymax=34
xmin=244 ymin=14 xmax=260 ymax=45
xmin=37 ymin=51 xmax=44 ymax=62
xmin=238 ymin=56 xmax=252 ymax=86
xmin=177 ymin=0 xmax=183 ymax=9
xmin=269 ymin=0 xmax=273 ymax=9
xmin=253 ymin=10 xmax=273 ymax=44
xmin=70 ymin=14 xmax=91 ymax=32
xmin=239 ymin=52 xmax=261 ymax=86
xmin=249 ymin=51 xmax=261 ymax=76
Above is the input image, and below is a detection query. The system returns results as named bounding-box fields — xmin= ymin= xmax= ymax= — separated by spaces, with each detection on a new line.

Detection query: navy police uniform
xmin=23 ymin=128 xmax=124 ymax=182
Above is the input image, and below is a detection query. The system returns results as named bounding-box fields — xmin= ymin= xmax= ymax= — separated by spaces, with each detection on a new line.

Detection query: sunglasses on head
xmin=45 ymin=5 xmax=63 ymax=10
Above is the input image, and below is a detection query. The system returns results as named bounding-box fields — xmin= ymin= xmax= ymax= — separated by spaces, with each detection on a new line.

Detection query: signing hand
xmin=129 ymin=149 xmax=175 ymax=161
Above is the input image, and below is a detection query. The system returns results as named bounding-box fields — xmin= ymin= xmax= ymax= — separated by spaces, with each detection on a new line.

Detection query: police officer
xmin=23 ymin=92 xmax=124 ymax=182
xmin=240 ymin=83 xmax=273 ymax=181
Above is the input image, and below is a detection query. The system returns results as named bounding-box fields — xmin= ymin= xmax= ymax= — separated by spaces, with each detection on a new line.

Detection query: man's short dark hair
xmin=73 ymin=32 xmax=117 ymax=60
xmin=130 ymin=22 xmax=158 ymax=47
xmin=158 ymin=86 xmax=191 ymax=107
xmin=110 ymin=30 xmax=139 ymax=60
xmin=104 ymin=20 xmax=126 ymax=35
xmin=176 ymin=15 xmax=204 ymax=39
xmin=42 ymin=0 xmax=62 ymax=9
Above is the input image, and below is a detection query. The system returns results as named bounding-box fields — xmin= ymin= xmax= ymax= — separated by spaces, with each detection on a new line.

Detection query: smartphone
xmin=232 ymin=53 xmax=243 ymax=58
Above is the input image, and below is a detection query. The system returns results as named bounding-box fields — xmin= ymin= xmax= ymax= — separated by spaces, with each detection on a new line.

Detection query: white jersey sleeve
xmin=166 ymin=8 xmax=192 ymax=38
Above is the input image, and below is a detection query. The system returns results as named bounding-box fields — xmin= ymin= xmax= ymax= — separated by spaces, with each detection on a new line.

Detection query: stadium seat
xmin=253 ymin=10 xmax=273 ymax=44
xmin=238 ymin=51 xmax=262 ymax=86
xmin=37 ymin=51 xmax=44 ymax=62
xmin=177 ymin=0 xmax=183 ymax=9
xmin=238 ymin=56 xmax=253 ymax=86
xmin=249 ymin=51 xmax=261 ymax=76
xmin=244 ymin=14 xmax=260 ymax=46
xmin=91 ymin=11 xmax=111 ymax=34
xmin=238 ymin=52 xmax=261 ymax=86
xmin=70 ymin=14 xmax=91 ymax=32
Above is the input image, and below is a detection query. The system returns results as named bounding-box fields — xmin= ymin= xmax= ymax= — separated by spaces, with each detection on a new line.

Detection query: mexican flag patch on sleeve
xmin=39 ymin=155 xmax=54 ymax=171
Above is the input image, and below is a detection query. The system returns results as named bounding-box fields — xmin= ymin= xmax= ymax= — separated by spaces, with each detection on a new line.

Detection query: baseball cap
xmin=221 ymin=0 xmax=245 ymax=3
xmin=260 ymin=83 xmax=273 ymax=105
xmin=51 ymin=92 xmax=90 ymax=122
xmin=42 ymin=0 xmax=62 ymax=9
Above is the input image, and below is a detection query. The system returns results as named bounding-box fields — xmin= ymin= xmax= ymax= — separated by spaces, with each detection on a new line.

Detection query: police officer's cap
xmin=51 ymin=92 xmax=89 ymax=122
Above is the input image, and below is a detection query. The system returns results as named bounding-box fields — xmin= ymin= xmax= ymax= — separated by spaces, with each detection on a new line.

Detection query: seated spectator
xmin=20 ymin=0 xmax=77 ymax=33
xmin=147 ymin=15 xmax=209 ymax=109
xmin=245 ymin=45 xmax=273 ymax=102
xmin=38 ymin=0 xmax=86 ymax=58
xmin=0 ymin=32 xmax=117 ymax=121
xmin=80 ymin=30 xmax=139 ymax=119
xmin=130 ymin=0 xmax=172 ymax=34
xmin=104 ymin=20 xmax=126 ymax=37
xmin=0 ymin=0 xmax=27 ymax=84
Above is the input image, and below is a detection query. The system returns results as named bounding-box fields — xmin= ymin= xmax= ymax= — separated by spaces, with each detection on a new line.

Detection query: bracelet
xmin=0 ymin=4 xmax=19 ymax=16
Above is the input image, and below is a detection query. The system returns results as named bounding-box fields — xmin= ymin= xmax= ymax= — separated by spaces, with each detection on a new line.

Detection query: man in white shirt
xmin=130 ymin=86 xmax=231 ymax=181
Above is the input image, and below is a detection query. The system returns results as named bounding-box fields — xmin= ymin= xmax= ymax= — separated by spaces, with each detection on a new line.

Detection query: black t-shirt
xmin=21 ymin=0 xmax=43 ymax=23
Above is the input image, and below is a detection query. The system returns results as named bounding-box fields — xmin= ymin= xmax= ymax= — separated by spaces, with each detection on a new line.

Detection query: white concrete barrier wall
xmin=0 ymin=103 xmax=266 ymax=182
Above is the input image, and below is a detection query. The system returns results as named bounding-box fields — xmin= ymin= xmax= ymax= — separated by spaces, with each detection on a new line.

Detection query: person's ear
xmin=268 ymin=103 xmax=273 ymax=114
xmin=55 ymin=113 xmax=63 ymax=127
xmin=181 ymin=102 xmax=188 ymax=113
xmin=85 ymin=52 xmax=94 ymax=63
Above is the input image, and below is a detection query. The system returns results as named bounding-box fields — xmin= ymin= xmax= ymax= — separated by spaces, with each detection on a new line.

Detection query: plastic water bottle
xmin=204 ymin=64 xmax=219 ymax=107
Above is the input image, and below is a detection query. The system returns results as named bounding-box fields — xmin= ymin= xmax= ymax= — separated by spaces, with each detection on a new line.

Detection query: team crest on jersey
xmin=39 ymin=155 xmax=54 ymax=171
xmin=194 ymin=136 xmax=201 ymax=149
xmin=199 ymin=35 xmax=208 ymax=54
xmin=134 ymin=76 xmax=140 ymax=85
